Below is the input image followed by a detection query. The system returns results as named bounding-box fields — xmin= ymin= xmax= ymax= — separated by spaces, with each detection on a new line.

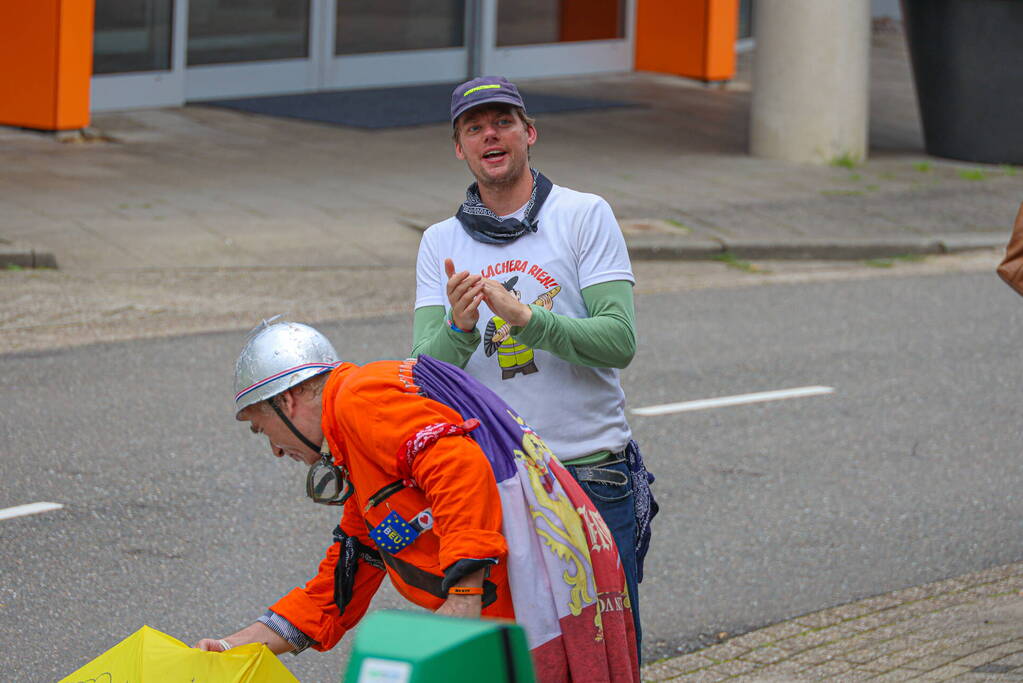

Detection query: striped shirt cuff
xmin=258 ymin=610 xmax=315 ymax=655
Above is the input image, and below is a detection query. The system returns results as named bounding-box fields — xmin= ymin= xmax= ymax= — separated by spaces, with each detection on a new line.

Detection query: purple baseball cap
xmin=450 ymin=76 xmax=527 ymax=126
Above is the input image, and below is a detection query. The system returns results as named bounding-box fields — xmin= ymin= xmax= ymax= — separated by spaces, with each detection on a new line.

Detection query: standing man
xmin=413 ymin=76 xmax=656 ymax=653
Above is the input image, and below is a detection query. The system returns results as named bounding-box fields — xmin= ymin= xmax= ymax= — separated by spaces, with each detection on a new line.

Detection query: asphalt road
xmin=2 ymin=270 xmax=1021 ymax=682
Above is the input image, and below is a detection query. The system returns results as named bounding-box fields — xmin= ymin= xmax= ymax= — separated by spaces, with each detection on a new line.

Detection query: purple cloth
xmin=412 ymin=355 xmax=525 ymax=482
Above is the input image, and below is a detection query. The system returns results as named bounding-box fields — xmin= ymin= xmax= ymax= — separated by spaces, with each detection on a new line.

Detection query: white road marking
xmin=631 ymin=386 xmax=835 ymax=416
xmin=0 ymin=502 xmax=64 ymax=521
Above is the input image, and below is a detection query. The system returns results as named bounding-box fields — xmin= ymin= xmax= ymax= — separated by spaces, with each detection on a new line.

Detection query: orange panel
xmin=56 ymin=0 xmax=95 ymax=130
xmin=635 ymin=0 xmax=738 ymax=82
xmin=560 ymin=0 xmax=621 ymax=43
xmin=0 ymin=2 xmax=60 ymax=129
xmin=0 ymin=0 xmax=93 ymax=131
xmin=704 ymin=0 xmax=738 ymax=80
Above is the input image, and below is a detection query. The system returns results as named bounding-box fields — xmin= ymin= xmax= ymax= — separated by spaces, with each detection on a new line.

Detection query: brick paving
xmin=641 ymin=562 xmax=1023 ymax=681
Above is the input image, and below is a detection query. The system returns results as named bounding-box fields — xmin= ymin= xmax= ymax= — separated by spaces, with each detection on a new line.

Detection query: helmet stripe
xmin=234 ymin=362 xmax=341 ymax=402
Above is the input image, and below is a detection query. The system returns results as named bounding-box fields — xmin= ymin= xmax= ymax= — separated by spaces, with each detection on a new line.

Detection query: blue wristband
xmin=448 ymin=318 xmax=473 ymax=334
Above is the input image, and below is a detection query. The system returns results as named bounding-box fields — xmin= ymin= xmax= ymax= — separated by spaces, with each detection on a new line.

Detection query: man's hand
xmin=445 ymin=258 xmax=484 ymax=332
xmin=193 ymin=622 xmax=294 ymax=654
xmin=482 ymin=279 xmax=532 ymax=328
xmin=194 ymin=638 xmax=231 ymax=652
xmin=435 ymin=594 xmax=484 ymax=619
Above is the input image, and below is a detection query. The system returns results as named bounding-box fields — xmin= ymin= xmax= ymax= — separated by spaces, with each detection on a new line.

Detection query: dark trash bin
xmin=901 ymin=0 xmax=1023 ymax=164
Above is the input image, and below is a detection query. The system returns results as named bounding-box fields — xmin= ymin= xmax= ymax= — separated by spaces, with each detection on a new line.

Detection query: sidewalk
xmin=644 ymin=562 xmax=1023 ymax=682
xmin=2 ymin=23 xmax=1021 ymax=682
xmin=0 ymin=25 xmax=1017 ymax=272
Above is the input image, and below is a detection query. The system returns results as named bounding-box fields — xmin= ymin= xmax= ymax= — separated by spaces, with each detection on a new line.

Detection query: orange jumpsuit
xmin=269 ymin=361 xmax=514 ymax=651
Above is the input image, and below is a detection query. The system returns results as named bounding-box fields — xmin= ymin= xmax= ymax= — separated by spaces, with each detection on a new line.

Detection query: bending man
xmin=195 ymin=318 xmax=638 ymax=683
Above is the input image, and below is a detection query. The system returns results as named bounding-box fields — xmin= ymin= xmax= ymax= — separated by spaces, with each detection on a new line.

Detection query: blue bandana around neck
xmin=455 ymin=169 xmax=553 ymax=245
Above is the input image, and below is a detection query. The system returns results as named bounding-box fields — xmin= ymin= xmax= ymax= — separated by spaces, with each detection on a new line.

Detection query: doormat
xmin=198 ymin=82 xmax=637 ymax=129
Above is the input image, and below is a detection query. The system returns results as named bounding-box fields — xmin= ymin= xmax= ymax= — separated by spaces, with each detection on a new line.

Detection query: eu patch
xmin=369 ymin=510 xmax=420 ymax=554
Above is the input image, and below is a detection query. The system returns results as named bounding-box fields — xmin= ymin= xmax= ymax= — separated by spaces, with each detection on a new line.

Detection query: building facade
xmin=91 ymin=0 xmax=643 ymax=111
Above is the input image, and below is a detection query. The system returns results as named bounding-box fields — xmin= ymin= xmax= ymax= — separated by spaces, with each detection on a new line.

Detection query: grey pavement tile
xmin=970 ymin=661 xmax=1023 ymax=675
xmin=866 ymin=651 xmax=932 ymax=673
xmin=797 ymin=660 xmax=855 ymax=679
xmin=643 ymin=658 xmax=700 ymax=681
xmin=914 ymin=665 xmax=973 ymax=681
xmin=844 ymin=647 xmax=889 ymax=665
xmin=866 ymin=636 xmax=929 ymax=659
xmin=773 ymin=629 xmax=839 ymax=651
xmin=871 ymin=637 xmax=939 ymax=667
xmin=940 ymin=640 xmax=1004 ymax=658
xmin=638 ymin=666 xmax=679 ymax=683
xmin=834 ymin=596 xmax=905 ymax=618
xmin=753 ymin=620 xmax=815 ymax=644
xmin=869 ymin=669 xmax=925 ymax=682
xmin=867 ymin=624 xmax=926 ymax=643
xmin=954 ymin=648 xmax=1023 ymax=670
xmin=793 ymin=610 xmax=846 ymax=630
xmin=894 ymin=601 xmax=944 ymax=620
xmin=927 ymin=592 xmax=988 ymax=611
xmin=982 ymin=642 xmax=1023 ymax=660
xmin=698 ymin=640 xmax=754 ymax=662
xmin=655 ymin=654 xmax=718 ymax=675
xmin=710 ymin=659 xmax=761 ymax=677
xmin=741 ymin=646 xmax=790 ymax=665
xmin=746 ymin=658 xmax=808 ymax=677
xmin=845 ymin=611 xmax=907 ymax=632
xmin=725 ymin=629 xmax=790 ymax=652
xmin=785 ymin=643 xmax=849 ymax=667
xmin=967 ymin=634 xmax=1022 ymax=651
xmin=827 ymin=621 xmax=886 ymax=641
xmin=829 ymin=670 xmax=877 ymax=682
xmin=903 ymin=655 xmax=963 ymax=672
xmin=897 ymin=642 xmax=955 ymax=662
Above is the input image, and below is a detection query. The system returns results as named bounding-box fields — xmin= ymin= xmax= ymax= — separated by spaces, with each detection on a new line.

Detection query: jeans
xmin=566 ymin=458 xmax=642 ymax=658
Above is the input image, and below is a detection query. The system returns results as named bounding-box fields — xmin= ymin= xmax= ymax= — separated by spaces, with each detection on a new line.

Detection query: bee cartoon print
xmin=484 ymin=276 xmax=562 ymax=379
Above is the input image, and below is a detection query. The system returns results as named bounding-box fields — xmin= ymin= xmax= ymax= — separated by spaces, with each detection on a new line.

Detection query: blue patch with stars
xmin=368 ymin=510 xmax=420 ymax=554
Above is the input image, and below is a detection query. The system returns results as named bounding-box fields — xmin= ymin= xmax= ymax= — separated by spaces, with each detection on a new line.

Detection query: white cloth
xmin=416 ymin=184 xmax=635 ymax=461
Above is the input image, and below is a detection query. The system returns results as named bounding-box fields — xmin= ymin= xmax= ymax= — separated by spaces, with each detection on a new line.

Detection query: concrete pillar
xmin=749 ymin=0 xmax=871 ymax=164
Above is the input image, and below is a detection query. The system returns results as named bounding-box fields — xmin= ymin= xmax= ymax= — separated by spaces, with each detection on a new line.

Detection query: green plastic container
xmin=343 ymin=611 xmax=536 ymax=683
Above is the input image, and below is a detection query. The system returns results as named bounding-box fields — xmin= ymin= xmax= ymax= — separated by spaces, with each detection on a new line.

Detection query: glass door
xmin=91 ymin=0 xmax=186 ymax=111
xmin=324 ymin=0 xmax=470 ymax=89
xmin=480 ymin=0 xmax=634 ymax=79
xmin=184 ymin=0 xmax=321 ymax=100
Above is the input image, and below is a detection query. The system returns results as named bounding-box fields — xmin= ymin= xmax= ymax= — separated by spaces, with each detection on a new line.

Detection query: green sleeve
xmin=411 ymin=305 xmax=481 ymax=369
xmin=512 ymin=279 xmax=636 ymax=369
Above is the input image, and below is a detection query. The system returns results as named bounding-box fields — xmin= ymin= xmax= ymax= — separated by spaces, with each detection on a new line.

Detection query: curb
xmin=624 ymin=233 xmax=1007 ymax=262
xmin=0 ymin=249 xmax=58 ymax=269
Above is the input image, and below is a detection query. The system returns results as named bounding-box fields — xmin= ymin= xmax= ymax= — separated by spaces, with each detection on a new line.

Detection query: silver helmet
xmin=233 ymin=317 xmax=340 ymax=418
